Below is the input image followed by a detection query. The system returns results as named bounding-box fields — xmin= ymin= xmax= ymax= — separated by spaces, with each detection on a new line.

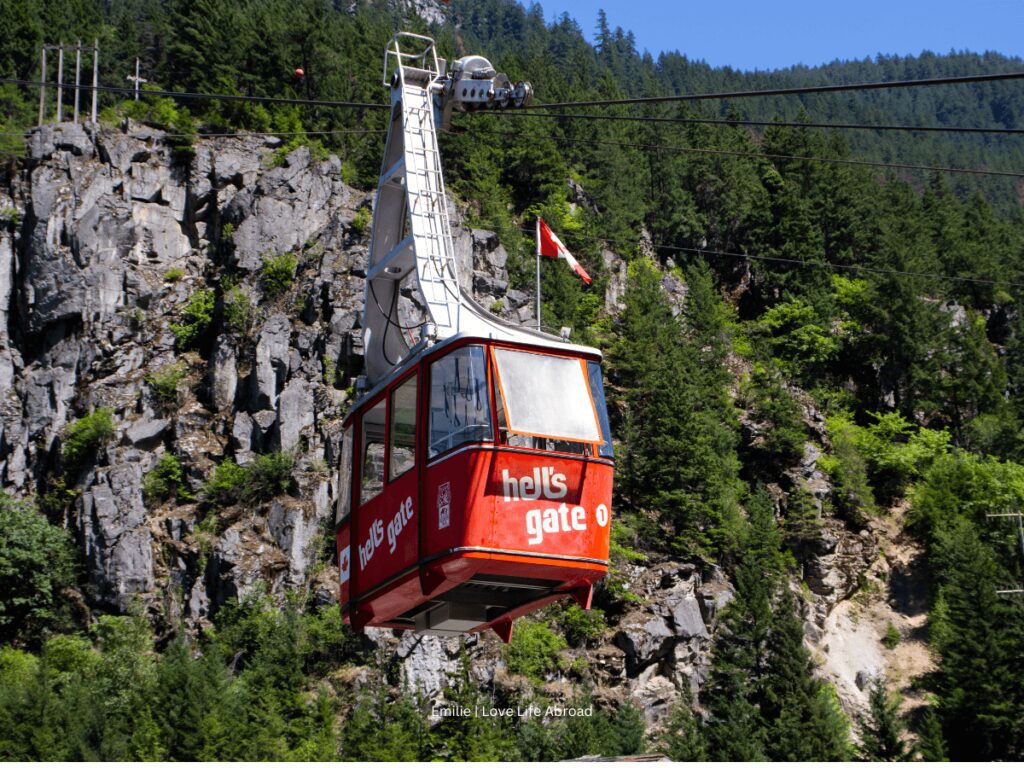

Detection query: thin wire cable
xmin=478 ymin=130 xmax=1024 ymax=179
xmin=0 ymin=77 xmax=389 ymax=110
xmin=516 ymin=227 xmax=1024 ymax=289
xmin=468 ymin=110 xmax=1024 ymax=136
xmin=526 ymin=71 xmax=1024 ymax=109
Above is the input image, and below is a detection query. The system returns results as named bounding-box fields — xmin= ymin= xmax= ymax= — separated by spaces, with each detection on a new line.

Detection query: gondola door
xmin=350 ymin=370 xmax=421 ymax=623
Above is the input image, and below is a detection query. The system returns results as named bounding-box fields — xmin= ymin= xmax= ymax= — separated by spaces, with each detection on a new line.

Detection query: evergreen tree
xmin=857 ymin=676 xmax=911 ymax=761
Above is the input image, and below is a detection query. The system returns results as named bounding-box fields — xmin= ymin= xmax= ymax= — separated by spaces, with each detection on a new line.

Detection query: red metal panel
xmin=351 ymin=468 xmax=419 ymax=600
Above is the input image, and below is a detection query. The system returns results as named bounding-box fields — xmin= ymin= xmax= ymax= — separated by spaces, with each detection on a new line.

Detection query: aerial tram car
xmin=335 ymin=34 xmax=614 ymax=642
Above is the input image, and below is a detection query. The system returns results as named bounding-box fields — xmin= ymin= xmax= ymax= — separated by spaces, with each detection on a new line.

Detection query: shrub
xmin=882 ymin=621 xmax=900 ymax=650
xmin=163 ymin=267 xmax=184 ymax=282
xmin=260 ymin=252 xmax=298 ymax=299
xmin=170 ymin=289 xmax=215 ymax=350
xmin=350 ymin=207 xmax=371 ymax=236
xmin=557 ymin=602 xmax=606 ymax=647
xmin=247 ymin=451 xmax=296 ymax=500
xmin=201 ymin=459 xmax=248 ymax=508
xmin=142 ymin=453 xmax=190 ymax=503
xmin=0 ymin=492 xmax=78 ymax=646
xmin=223 ymin=285 xmax=254 ymax=334
xmin=504 ymin=620 xmax=567 ymax=680
xmin=63 ymin=408 xmax=114 ymax=473
xmin=146 ymin=362 xmax=188 ymax=404
xmin=202 ymin=452 xmax=296 ymax=508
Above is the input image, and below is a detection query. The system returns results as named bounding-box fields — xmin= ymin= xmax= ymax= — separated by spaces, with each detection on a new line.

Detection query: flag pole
xmin=535 ymin=217 xmax=541 ymax=331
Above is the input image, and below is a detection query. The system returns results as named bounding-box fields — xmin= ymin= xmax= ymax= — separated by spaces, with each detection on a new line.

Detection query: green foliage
xmin=260 ymin=252 xmax=298 ymax=299
xmin=170 ymin=289 xmax=215 ymax=351
xmin=755 ymin=298 xmax=839 ymax=374
xmin=142 ymin=453 xmax=190 ymax=504
xmin=555 ymin=602 xmax=606 ymax=647
xmin=504 ymin=620 xmax=567 ymax=681
xmin=223 ymin=285 xmax=254 ymax=335
xmin=0 ymin=493 xmax=77 ymax=647
xmin=202 ymin=453 xmax=296 ymax=508
xmin=857 ymin=676 xmax=911 ymax=761
xmin=163 ymin=267 xmax=184 ymax=282
xmin=738 ymin=366 xmax=807 ymax=479
xmin=349 ymin=207 xmax=372 ymax=236
xmin=62 ymin=408 xmax=114 ymax=474
xmin=146 ymin=362 xmax=188 ymax=404
xmin=882 ymin=621 xmax=901 ymax=650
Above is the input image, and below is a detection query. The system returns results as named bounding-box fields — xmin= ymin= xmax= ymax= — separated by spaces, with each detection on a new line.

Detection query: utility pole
xmin=126 ymin=57 xmax=147 ymax=100
xmin=91 ymin=39 xmax=99 ymax=124
xmin=55 ymin=44 xmax=64 ymax=122
xmin=987 ymin=510 xmax=1024 ymax=596
xmin=73 ymin=41 xmax=81 ymax=123
xmin=37 ymin=46 xmax=46 ymax=126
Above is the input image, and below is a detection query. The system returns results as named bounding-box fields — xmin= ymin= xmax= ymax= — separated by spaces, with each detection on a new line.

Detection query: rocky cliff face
xmin=0 ymin=121 xmax=903 ymax=727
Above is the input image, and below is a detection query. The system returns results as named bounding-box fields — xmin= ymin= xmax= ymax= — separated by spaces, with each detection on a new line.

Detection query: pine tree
xmin=857 ymin=676 xmax=911 ymax=761
xmin=661 ymin=693 xmax=706 ymax=761
xmin=914 ymin=707 xmax=948 ymax=762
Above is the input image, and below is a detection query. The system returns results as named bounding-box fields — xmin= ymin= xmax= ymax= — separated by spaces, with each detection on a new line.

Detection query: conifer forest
xmin=1 ymin=0 xmax=1024 ymax=761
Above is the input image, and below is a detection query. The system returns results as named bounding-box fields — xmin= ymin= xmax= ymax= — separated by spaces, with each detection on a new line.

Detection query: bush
xmin=0 ymin=493 xmax=78 ymax=646
xmin=202 ymin=452 xmax=296 ymax=508
xmin=247 ymin=451 xmax=296 ymax=500
xmin=146 ymin=362 xmax=188 ymax=404
xmin=260 ymin=252 xmax=298 ymax=299
xmin=63 ymin=408 xmax=114 ymax=473
xmin=504 ymin=620 xmax=567 ymax=680
xmin=201 ymin=459 xmax=249 ymax=508
xmin=170 ymin=289 xmax=215 ymax=350
xmin=143 ymin=453 xmax=190 ymax=504
xmin=223 ymin=285 xmax=254 ymax=334
xmin=556 ymin=602 xmax=606 ymax=647
xmin=163 ymin=267 xmax=184 ymax=282
xmin=350 ymin=207 xmax=371 ymax=236
xmin=882 ymin=622 xmax=900 ymax=650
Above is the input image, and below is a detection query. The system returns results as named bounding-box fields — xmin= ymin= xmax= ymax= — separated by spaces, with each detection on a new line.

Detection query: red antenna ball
xmin=294 ymin=68 xmax=305 ymax=78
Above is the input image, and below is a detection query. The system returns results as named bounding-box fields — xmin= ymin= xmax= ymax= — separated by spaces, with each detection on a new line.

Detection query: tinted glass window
xmin=335 ymin=426 xmax=354 ymax=524
xmin=360 ymin=399 xmax=386 ymax=503
xmin=389 ymin=375 xmax=417 ymax=481
xmin=428 ymin=345 xmax=492 ymax=458
xmin=587 ymin=360 xmax=614 ymax=459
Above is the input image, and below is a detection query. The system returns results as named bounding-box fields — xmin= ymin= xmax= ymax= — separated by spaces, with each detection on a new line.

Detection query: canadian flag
xmin=537 ymin=217 xmax=592 ymax=284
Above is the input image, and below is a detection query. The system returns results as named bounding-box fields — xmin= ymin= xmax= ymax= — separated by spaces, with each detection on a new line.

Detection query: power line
xmin=517 ymin=227 xmax=1024 ymax=289
xmin=468 ymin=110 xmax=1024 ymax=136
xmin=526 ymin=71 xmax=1024 ymax=110
xmin=0 ymin=77 xmax=389 ymax=110
xmin=478 ymin=130 xmax=1024 ymax=179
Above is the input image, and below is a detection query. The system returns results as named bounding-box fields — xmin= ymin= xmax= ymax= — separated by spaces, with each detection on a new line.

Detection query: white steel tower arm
xmin=362 ymin=34 xmax=541 ymax=385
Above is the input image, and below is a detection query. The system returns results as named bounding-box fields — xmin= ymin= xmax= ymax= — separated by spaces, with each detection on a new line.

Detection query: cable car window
xmin=494 ymin=387 xmax=589 ymax=455
xmin=389 ymin=374 xmax=417 ymax=481
xmin=360 ymin=399 xmax=387 ymax=503
xmin=587 ymin=361 xmax=615 ymax=459
xmin=429 ymin=345 xmax=492 ymax=458
xmin=493 ymin=348 xmax=601 ymax=443
xmin=336 ymin=426 xmax=354 ymax=525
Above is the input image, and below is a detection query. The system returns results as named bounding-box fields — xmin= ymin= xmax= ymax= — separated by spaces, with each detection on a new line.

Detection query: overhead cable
xmin=479 ymin=130 xmax=1024 ymax=178
xmin=0 ymin=77 xmax=389 ymax=110
xmin=469 ymin=110 xmax=1024 ymax=136
xmin=525 ymin=71 xmax=1024 ymax=110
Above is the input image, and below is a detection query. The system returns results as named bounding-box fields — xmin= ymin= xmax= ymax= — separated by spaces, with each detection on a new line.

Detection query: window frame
xmin=426 ymin=343 xmax=496 ymax=462
xmin=387 ymin=371 xmax=418 ymax=483
xmin=490 ymin=345 xmax=603 ymax=448
xmin=358 ymin=394 xmax=388 ymax=507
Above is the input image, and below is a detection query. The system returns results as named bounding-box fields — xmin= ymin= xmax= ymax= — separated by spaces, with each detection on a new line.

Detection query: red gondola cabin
xmin=335 ymin=335 xmax=614 ymax=642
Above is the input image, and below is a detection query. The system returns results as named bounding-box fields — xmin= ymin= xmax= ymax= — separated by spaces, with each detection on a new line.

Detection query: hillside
xmin=1 ymin=0 xmax=1024 ymax=762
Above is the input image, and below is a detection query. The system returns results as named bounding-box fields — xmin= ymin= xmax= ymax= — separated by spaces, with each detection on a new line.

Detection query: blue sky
xmin=544 ymin=0 xmax=1024 ymax=71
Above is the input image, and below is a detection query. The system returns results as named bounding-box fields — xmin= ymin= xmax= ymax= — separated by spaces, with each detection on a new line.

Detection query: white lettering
xmin=596 ymin=503 xmax=609 ymax=527
xmin=502 ymin=466 xmax=569 ymax=502
xmin=571 ymin=505 xmax=586 ymax=531
xmin=358 ymin=499 xmax=415 ymax=567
